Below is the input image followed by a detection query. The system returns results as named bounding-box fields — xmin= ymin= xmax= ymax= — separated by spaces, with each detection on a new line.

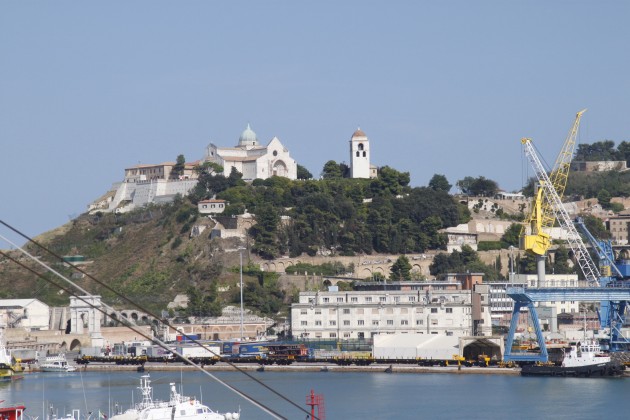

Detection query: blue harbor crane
xmin=504 ymin=110 xmax=630 ymax=362
xmin=574 ymin=217 xmax=630 ymax=351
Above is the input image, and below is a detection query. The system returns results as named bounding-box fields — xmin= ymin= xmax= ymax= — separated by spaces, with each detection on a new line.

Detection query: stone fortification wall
xmin=265 ymin=248 xmax=521 ymax=287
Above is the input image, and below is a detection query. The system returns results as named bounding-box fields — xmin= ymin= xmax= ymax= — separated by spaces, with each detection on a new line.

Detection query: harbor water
xmin=2 ymin=370 xmax=629 ymax=419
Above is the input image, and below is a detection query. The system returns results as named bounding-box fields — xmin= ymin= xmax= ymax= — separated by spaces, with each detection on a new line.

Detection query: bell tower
xmin=350 ymin=128 xmax=370 ymax=178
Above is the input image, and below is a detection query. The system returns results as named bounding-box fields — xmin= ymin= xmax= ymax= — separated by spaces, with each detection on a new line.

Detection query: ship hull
xmin=521 ymin=362 xmax=624 ymax=377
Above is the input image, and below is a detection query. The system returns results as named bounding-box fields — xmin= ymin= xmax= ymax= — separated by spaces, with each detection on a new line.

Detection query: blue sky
xmin=1 ymin=1 xmax=629 ymax=247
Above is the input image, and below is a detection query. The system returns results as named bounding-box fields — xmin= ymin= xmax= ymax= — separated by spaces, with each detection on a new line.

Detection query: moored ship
xmin=38 ymin=354 xmax=76 ymax=373
xmin=108 ymin=375 xmax=241 ymax=420
xmin=521 ymin=340 xmax=625 ymax=377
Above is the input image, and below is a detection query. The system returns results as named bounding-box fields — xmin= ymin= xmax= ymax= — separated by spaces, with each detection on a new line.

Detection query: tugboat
xmin=521 ymin=340 xmax=625 ymax=377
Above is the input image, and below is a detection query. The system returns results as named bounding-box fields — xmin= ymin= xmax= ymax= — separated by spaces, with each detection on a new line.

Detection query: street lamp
xmin=238 ymin=246 xmax=246 ymax=340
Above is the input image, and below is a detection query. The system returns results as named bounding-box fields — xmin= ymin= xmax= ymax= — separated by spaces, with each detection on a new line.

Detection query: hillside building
xmin=198 ymin=199 xmax=227 ymax=214
xmin=607 ymin=209 xmax=630 ymax=244
xmin=205 ymin=124 xmax=297 ymax=181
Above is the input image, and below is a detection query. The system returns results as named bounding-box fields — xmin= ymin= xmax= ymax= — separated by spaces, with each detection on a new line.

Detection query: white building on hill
xmin=205 ymin=124 xmax=297 ymax=181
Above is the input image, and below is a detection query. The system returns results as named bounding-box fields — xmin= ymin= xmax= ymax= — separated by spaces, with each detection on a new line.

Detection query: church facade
xmin=204 ymin=124 xmax=297 ymax=181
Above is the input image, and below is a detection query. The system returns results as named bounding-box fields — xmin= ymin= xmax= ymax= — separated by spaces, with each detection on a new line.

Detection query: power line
xmin=0 ymin=220 xmax=319 ymax=420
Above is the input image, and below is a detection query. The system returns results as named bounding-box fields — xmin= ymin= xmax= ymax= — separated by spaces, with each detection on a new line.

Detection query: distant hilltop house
xmin=198 ymin=199 xmax=227 ymax=214
xmin=89 ymin=124 xmax=298 ymax=214
xmin=571 ymin=160 xmax=628 ymax=172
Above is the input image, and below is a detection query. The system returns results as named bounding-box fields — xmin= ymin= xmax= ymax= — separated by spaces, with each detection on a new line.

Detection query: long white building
xmin=291 ymin=285 xmax=492 ymax=340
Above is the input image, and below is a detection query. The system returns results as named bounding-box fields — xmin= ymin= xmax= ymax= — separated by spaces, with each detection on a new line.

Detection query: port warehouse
xmin=75 ymin=334 xmax=504 ymax=367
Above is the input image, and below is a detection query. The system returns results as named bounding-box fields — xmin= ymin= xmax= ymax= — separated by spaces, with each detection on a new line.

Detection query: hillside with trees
xmin=191 ymin=162 xmax=472 ymax=259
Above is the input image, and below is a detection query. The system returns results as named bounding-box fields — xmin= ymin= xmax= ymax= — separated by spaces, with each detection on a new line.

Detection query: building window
xmin=330 ymin=333 xmax=337 ymax=338
xmin=409 ymin=296 xmax=416 ymax=302
xmin=387 ymin=320 xmax=394 ymax=325
xmin=401 ymin=320 xmax=408 ymax=325
xmin=365 ymin=297 xmax=373 ymax=303
xmin=380 ymin=296 xmax=386 ymax=302
xmin=372 ymin=320 xmax=379 ymax=326
xmin=315 ymin=309 xmax=321 ymax=315
xmin=343 ymin=309 xmax=350 ymax=314
xmin=431 ymin=308 xmax=438 ymax=313
xmin=323 ymin=298 xmax=329 ymax=303
xmin=343 ymin=320 xmax=350 ymax=326
xmin=394 ymin=296 xmax=400 ymax=303
xmin=358 ymin=320 xmax=365 ymax=325
xmin=300 ymin=310 xmax=307 ymax=315
xmin=416 ymin=308 xmax=424 ymax=313
xmin=446 ymin=308 xmax=453 ymax=314
xmin=337 ymin=298 xmax=344 ymax=303
xmin=351 ymin=297 xmax=358 ymax=302
xmin=315 ymin=320 xmax=322 ymax=326
xmin=329 ymin=320 xmax=336 ymax=326
xmin=416 ymin=319 xmax=424 ymax=325
xmin=343 ymin=333 xmax=351 ymax=338
xmin=301 ymin=321 xmax=307 ymax=326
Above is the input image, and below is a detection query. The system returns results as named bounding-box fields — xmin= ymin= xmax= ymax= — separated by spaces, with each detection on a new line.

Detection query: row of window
xmin=300 ymin=318 xmax=449 ymax=327
xmin=312 ymin=295 xmax=462 ymax=304
xmin=300 ymin=307 xmax=457 ymax=315
xmin=302 ymin=331 xmax=448 ymax=338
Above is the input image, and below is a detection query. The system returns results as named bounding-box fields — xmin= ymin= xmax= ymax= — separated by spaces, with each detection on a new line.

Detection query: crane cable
xmin=0 ymin=220 xmax=320 ymax=420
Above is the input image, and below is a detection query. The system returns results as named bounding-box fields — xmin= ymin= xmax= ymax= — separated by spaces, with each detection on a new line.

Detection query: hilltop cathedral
xmin=204 ymin=124 xmax=298 ymax=181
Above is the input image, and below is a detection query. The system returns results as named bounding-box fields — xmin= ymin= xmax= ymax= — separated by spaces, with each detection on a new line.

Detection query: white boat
xmin=108 ymin=375 xmax=240 ymax=420
xmin=39 ymin=354 xmax=77 ymax=372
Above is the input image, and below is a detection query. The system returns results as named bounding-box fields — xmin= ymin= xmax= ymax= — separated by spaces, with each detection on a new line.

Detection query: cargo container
xmin=174 ymin=345 xmax=221 ymax=358
xmin=176 ymin=334 xmax=201 ymax=342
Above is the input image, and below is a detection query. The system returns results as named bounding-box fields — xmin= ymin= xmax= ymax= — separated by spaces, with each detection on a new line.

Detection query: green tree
xmin=597 ymin=189 xmax=612 ymax=209
xmin=390 ymin=255 xmax=412 ymax=281
xmin=552 ymin=246 xmax=573 ymax=274
xmin=456 ymin=176 xmax=499 ymax=197
xmin=428 ymin=174 xmax=452 ymax=192
xmin=250 ymin=203 xmax=281 ymax=259
xmin=171 ymin=154 xmax=186 ymax=179
xmin=501 ymin=223 xmax=522 ymax=248
xmin=297 ymin=164 xmax=313 ymax=180
xmin=321 ymin=160 xmax=342 ymax=179
xmin=580 ymin=214 xmax=611 ymax=239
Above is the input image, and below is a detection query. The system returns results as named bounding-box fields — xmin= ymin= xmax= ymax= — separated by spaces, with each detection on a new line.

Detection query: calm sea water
xmin=2 ymin=369 xmax=629 ymax=419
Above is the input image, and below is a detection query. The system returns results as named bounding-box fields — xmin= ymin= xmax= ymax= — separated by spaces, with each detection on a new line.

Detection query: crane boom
xmin=520 ymin=110 xmax=586 ymax=257
xmin=521 ymin=137 xmax=600 ymax=286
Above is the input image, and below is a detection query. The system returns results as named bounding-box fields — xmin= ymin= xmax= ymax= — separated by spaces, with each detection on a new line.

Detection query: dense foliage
xmin=190 ymin=165 xmax=469 ymax=259
xmin=429 ymin=245 xmax=503 ymax=280
xmin=456 ymin=176 xmax=499 ymax=197
xmin=574 ymin=140 xmax=630 ymax=163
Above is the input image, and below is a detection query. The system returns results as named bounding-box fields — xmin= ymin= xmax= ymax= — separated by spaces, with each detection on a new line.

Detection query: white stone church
xmin=205 ymin=124 xmax=297 ymax=181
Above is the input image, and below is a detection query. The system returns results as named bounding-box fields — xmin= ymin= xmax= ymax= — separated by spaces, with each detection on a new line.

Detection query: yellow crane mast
xmin=520 ymin=109 xmax=587 ymax=257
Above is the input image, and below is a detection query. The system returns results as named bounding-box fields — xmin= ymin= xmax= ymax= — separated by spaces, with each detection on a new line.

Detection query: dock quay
xmin=67 ymin=361 xmax=524 ymax=375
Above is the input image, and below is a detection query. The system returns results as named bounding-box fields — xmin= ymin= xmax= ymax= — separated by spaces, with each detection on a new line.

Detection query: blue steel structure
xmin=574 ymin=217 xmax=630 ymax=351
xmin=504 ymin=287 xmax=630 ymax=362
